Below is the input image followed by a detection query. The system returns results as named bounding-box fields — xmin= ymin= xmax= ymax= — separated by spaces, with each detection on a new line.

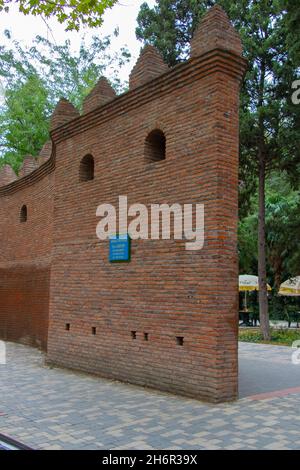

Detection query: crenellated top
xmin=0 ymin=164 xmax=17 ymax=186
xmin=191 ymin=5 xmax=243 ymax=58
xmin=49 ymin=5 xmax=245 ymax=143
xmin=50 ymin=98 xmax=80 ymax=131
xmin=82 ymin=77 xmax=116 ymax=115
xmin=18 ymin=155 xmax=40 ymax=178
xmin=0 ymin=141 xmax=55 ymax=192
xmin=37 ymin=140 xmax=52 ymax=166
xmin=0 ymin=5 xmax=246 ymax=195
xmin=129 ymin=45 xmax=169 ymax=90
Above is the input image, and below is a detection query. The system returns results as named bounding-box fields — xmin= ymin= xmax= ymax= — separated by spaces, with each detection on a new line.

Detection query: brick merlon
xmin=50 ymin=97 xmax=80 ymax=132
xmin=191 ymin=5 xmax=243 ymax=58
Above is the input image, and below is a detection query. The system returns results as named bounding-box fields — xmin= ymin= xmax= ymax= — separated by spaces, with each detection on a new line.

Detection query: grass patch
xmin=239 ymin=328 xmax=300 ymax=346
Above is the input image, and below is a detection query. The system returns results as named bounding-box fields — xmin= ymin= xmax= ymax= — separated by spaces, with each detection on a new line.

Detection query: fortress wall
xmin=0 ymin=5 xmax=247 ymax=401
xmin=0 ymin=167 xmax=54 ymax=349
xmin=47 ymin=45 xmax=246 ymax=401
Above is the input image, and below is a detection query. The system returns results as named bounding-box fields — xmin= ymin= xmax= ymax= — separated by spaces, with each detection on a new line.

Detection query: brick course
xmin=0 ymin=6 xmax=247 ymax=402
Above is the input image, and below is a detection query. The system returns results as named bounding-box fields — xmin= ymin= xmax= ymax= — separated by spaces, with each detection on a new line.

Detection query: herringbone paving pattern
xmin=0 ymin=341 xmax=300 ymax=450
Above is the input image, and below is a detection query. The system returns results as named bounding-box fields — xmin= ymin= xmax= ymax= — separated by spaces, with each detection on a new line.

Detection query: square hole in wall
xmin=92 ymin=327 xmax=97 ymax=335
xmin=65 ymin=323 xmax=70 ymax=331
xmin=176 ymin=336 xmax=184 ymax=346
xmin=131 ymin=331 xmax=137 ymax=340
xmin=144 ymin=332 xmax=149 ymax=341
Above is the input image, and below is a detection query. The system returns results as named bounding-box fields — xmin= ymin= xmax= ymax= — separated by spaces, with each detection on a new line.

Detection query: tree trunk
xmin=258 ymin=149 xmax=270 ymax=340
xmin=256 ymin=54 xmax=270 ymax=341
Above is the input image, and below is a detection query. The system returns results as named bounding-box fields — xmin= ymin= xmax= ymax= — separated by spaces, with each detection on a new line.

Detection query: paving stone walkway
xmin=0 ymin=341 xmax=300 ymax=450
xmin=239 ymin=341 xmax=300 ymax=398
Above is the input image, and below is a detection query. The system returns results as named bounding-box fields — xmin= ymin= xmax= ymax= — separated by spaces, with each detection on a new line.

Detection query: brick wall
xmin=0 ymin=265 xmax=50 ymax=350
xmin=0 ymin=5 xmax=247 ymax=402
xmin=0 ymin=162 xmax=54 ymax=350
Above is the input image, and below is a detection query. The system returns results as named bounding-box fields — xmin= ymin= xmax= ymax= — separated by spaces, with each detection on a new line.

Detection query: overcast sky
xmin=0 ymin=1 xmax=156 ymax=83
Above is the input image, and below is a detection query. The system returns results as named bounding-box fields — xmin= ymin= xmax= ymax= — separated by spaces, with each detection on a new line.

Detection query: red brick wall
xmin=0 ymin=165 xmax=54 ymax=350
xmin=0 ymin=6 xmax=247 ymax=402
xmin=0 ymin=265 xmax=50 ymax=350
xmin=46 ymin=28 xmax=246 ymax=401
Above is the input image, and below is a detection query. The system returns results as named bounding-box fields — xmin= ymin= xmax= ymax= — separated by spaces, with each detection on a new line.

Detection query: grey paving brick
xmin=0 ymin=341 xmax=300 ymax=450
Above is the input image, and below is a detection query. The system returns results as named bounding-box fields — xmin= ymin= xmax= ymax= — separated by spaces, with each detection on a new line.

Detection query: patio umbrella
xmin=239 ymin=274 xmax=272 ymax=310
xmin=278 ymin=276 xmax=300 ymax=296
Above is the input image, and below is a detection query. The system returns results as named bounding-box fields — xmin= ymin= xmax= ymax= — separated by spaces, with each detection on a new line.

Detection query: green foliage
xmin=227 ymin=0 xmax=300 ymax=206
xmin=136 ymin=1 xmax=300 ymax=193
xmin=284 ymin=0 xmax=300 ymax=66
xmin=265 ymin=174 xmax=300 ymax=285
xmin=0 ymin=31 xmax=130 ymax=172
xmin=137 ymin=2 xmax=300 ymax=298
xmin=238 ymin=210 xmax=258 ymax=274
xmin=239 ymin=328 xmax=300 ymax=346
xmin=136 ymin=0 xmax=214 ymax=66
xmin=0 ymin=29 xmax=130 ymax=102
xmin=269 ymin=295 xmax=299 ymax=322
xmin=0 ymin=0 xmax=117 ymax=31
xmin=239 ymin=172 xmax=300 ymax=285
xmin=0 ymin=75 xmax=50 ymax=172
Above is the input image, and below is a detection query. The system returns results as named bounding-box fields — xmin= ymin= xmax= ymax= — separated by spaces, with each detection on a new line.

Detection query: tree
xmin=239 ymin=172 xmax=300 ymax=326
xmin=0 ymin=0 xmax=117 ymax=31
xmin=0 ymin=75 xmax=50 ymax=171
xmin=136 ymin=0 xmax=214 ymax=66
xmin=284 ymin=0 xmax=300 ymax=66
xmin=239 ymin=172 xmax=300 ymax=289
xmin=136 ymin=0 xmax=300 ymax=340
xmin=0 ymin=31 xmax=130 ymax=173
xmin=265 ymin=174 xmax=300 ymax=288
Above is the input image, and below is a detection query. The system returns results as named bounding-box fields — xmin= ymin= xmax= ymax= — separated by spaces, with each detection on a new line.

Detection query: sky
xmin=0 ymin=0 xmax=157 ymax=85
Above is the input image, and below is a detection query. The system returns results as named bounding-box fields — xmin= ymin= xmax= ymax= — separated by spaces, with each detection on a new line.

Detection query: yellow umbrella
xmin=239 ymin=275 xmax=271 ymax=310
xmin=239 ymin=275 xmax=271 ymax=291
xmin=279 ymin=276 xmax=300 ymax=296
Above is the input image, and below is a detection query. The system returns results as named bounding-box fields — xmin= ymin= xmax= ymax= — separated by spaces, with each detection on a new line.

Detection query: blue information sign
xmin=109 ymin=234 xmax=131 ymax=262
